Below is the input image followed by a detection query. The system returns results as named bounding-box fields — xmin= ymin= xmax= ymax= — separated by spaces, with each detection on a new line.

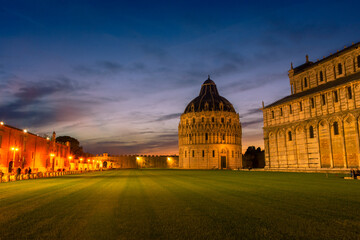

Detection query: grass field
xmin=0 ymin=169 xmax=359 ymax=240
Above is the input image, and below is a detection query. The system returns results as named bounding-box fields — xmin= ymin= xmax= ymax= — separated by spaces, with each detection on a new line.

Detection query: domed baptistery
xmin=178 ymin=76 xmax=242 ymax=169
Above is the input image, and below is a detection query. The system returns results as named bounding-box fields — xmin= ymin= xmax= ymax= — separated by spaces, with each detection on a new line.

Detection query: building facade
xmin=262 ymin=42 xmax=360 ymax=170
xmin=0 ymin=122 xmax=71 ymax=173
xmin=91 ymin=153 xmax=179 ymax=169
xmin=178 ymin=77 xmax=242 ymax=169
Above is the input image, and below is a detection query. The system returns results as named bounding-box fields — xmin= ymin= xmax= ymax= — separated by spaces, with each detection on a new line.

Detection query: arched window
xmin=333 ymin=91 xmax=338 ymax=102
xmin=202 ymin=117 xmax=204 ymax=122
xmin=289 ymin=105 xmax=292 ymax=114
xmin=202 ymin=150 xmax=205 ymax=157
xmin=347 ymin=86 xmax=352 ymax=99
xmin=211 ymin=117 xmax=215 ymax=123
xmin=212 ymin=150 xmax=215 ymax=157
xmin=299 ymin=101 xmax=303 ymax=111
xmin=271 ymin=111 xmax=274 ymax=119
xmin=192 ymin=150 xmax=195 ymax=157
xmin=185 ymin=151 xmax=187 ymax=158
xmin=232 ymin=151 xmax=234 ymax=158
xmin=319 ymin=71 xmax=324 ymax=82
xmin=338 ymin=63 xmax=343 ymax=75
xmin=205 ymin=133 xmax=208 ymax=141
xmin=221 ymin=118 xmax=224 ymax=123
xmin=304 ymin=77 xmax=308 ymax=88
xmin=288 ymin=131 xmax=292 ymax=141
xmin=193 ymin=118 xmax=195 ymax=124
xmin=309 ymin=126 xmax=314 ymax=138
xmin=333 ymin=122 xmax=339 ymax=135
xmin=280 ymin=108 xmax=283 ymax=116
xmin=321 ymin=94 xmax=326 ymax=105
xmin=311 ymin=98 xmax=315 ymax=108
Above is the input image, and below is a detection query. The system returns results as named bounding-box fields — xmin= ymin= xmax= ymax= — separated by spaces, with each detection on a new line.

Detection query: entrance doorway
xmin=221 ymin=156 xmax=226 ymax=169
xmin=8 ymin=161 xmax=13 ymax=173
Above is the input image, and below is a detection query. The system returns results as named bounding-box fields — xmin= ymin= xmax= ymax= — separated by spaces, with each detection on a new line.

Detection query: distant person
xmin=16 ymin=167 xmax=21 ymax=175
xmin=28 ymin=167 xmax=32 ymax=174
xmin=356 ymin=169 xmax=360 ymax=178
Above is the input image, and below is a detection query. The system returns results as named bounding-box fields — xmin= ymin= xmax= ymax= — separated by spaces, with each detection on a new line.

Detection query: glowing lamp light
xmin=23 ymin=129 xmax=28 ymax=133
xmin=136 ymin=157 xmax=140 ymax=160
xmin=46 ymin=137 xmax=50 ymax=140
xmin=68 ymin=156 xmax=73 ymax=160
xmin=88 ymin=159 xmax=90 ymax=162
xmin=11 ymin=147 xmax=19 ymax=151
xmin=0 ymin=121 xmax=4 ymax=125
xmin=167 ymin=157 xmax=171 ymax=161
xmin=50 ymin=153 xmax=55 ymax=157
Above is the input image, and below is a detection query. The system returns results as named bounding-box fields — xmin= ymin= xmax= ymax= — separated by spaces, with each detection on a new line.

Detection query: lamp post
xmin=10 ymin=147 xmax=19 ymax=172
xmin=50 ymin=153 xmax=55 ymax=171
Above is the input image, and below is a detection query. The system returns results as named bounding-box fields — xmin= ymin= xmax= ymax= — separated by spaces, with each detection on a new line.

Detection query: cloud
xmin=240 ymin=107 xmax=262 ymax=118
xmin=241 ymin=118 xmax=263 ymax=128
xmin=154 ymin=113 xmax=182 ymax=122
xmin=73 ymin=60 xmax=123 ymax=75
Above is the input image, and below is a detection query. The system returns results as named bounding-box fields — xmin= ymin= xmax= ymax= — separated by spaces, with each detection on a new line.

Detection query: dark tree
xmin=243 ymin=146 xmax=265 ymax=169
xmin=56 ymin=136 xmax=85 ymax=158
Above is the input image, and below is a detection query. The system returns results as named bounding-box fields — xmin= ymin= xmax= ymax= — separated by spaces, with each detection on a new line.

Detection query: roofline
xmin=0 ymin=122 xmax=67 ymax=146
xmin=264 ymin=71 xmax=360 ymax=109
xmin=291 ymin=41 xmax=360 ymax=75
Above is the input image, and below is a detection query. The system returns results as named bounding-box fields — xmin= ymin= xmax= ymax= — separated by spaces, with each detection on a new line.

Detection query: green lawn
xmin=0 ymin=170 xmax=359 ymax=240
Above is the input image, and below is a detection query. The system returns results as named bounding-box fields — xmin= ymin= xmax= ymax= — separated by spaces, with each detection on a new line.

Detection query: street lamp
xmin=10 ymin=147 xmax=19 ymax=171
xmin=50 ymin=153 xmax=55 ymax=171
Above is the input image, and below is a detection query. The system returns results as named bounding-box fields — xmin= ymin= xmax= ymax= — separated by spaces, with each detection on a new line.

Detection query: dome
xmin=184 ymin=76 xmax=235 ymax=113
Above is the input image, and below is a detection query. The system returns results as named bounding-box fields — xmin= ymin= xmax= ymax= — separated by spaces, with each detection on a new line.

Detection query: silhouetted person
xmin=16 ymin=167 xmax=21 ymax=175
xmin=28 ymin=167 xmax=32 ymax=174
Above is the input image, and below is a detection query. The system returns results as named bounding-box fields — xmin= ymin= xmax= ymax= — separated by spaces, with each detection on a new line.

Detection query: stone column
xmin=328 ymin=123 xmax=334 ymax=168
xmin=341 ymin=120 xmax=348 ymax=168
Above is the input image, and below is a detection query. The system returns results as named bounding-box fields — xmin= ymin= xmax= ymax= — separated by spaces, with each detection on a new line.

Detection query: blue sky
xmin=1 ymin=0 xmax=360 ymax=154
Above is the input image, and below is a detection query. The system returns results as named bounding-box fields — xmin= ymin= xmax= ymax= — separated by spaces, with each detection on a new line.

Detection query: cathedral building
xmin=178 ymin=77 xmax=242 ymax=169
xmin=262 ymin=42 xmax=360 ymax=170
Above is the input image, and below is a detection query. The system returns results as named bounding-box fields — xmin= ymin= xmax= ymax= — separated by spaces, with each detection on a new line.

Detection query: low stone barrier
xmin=0 ymin=169 xmax=103 ymax=183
